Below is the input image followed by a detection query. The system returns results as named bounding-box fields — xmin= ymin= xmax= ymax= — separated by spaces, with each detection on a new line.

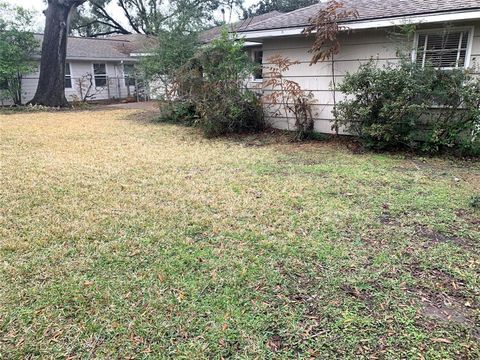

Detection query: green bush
xmin=470 ymin=195 xmax=480 ymax=209
xmin=157 ymin=100 xmax=198 ymax=126
xmin=334 ymin=60 xmax=480 ymax=155
xmin=169 ymin=30 xmax=264 ymax=137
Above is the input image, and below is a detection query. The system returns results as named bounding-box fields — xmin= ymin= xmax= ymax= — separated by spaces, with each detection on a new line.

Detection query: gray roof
xmin=34 ymin=33 xmax=156 ymax=60
xmin=238 ymin=0 xmax=480 ymax=32
xmin=199 ymin=11 xmax=282 ymax=42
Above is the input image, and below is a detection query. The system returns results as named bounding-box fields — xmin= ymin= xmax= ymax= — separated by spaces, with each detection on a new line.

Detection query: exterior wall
xmin=63 ymin=60 xmax=131 ymax=102
xmin=259 ymin=21 xmax=480 ymax=134
xmin=1 ymin=60 xmax=138 ymax=106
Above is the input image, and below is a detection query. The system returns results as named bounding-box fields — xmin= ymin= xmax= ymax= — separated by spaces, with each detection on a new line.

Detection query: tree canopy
xmin=71 ymin=0 xmax=244 ymax=37
xmin=244 ymin=0 xmax=318 ymax=17
xmin=0 ymin=1 xmax=38 ymax=105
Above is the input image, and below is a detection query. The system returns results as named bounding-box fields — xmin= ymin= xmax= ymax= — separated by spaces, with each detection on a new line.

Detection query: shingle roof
xmin=199 ymin=11 xmax=283 ymax=42
xmin=238 ymin=0 xmax=480 ymax=32
xmin=33 ymin=33 xmax=155 ymax=60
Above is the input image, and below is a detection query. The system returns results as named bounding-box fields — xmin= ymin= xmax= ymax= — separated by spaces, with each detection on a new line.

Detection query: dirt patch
xmin=378 ymin=212 xmax=401 ymax=226
xmin=415 ymin=225 xmax=475 ymax=250
xmin=415 ymin=290 xmax=479 ymax=338
xmin=341 ymin=284 xmax=374 ymax=308
xmin=406 ymin=264 xmax=479 ymax=338
xmin=455 ymin=209 xmax=480 ymax=227
xmin=266 ymin=334 xmax=284 ymax=352
xmin=407 ymin=263 xmax=468 ymax=296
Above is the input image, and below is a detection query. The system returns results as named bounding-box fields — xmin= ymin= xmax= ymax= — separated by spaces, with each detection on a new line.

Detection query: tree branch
xmin=90 ymin=1 xmax=132 ymax=34
xmin=118 ymin=0 xmax=142 ymax=34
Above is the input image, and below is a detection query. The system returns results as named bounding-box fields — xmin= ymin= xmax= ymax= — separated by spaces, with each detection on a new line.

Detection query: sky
xmin=5 ymin=0 xmax=261 ymax=32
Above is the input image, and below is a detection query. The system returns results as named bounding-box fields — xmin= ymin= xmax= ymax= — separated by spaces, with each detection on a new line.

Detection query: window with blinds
xmin=415 ymin=29 xmax=471 ymax=69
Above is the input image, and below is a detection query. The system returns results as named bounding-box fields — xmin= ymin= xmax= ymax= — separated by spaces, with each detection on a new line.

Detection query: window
xmin=253 ymin=49 xmax=263 ymax=80
xmin=124 ymin=64 xmax=136 ymax=86
xmin=414 ymin=28 xmax=472 ymax=69
xmin=93 ymin=63 xmax=107 ymax=87
xmin=65 ymin=63 xmax=72 ymax=89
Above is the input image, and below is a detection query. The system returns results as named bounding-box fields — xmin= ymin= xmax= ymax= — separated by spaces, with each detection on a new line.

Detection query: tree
xmin=303 ymin=0 xmax=358 ymax=133
xmin=71 ymin=0 xmax=244 ymax=37
xmin=141 ymin=29 xmax=198 ymax=100
xmin=303 ymin=0 xmax=358 ymax=64
xmin=29 ymin=0 xmax=87 ymax=107
xmin=0 ymin=2 xmax=38 ymax=105
xmin=244 ymin=0 xmax=318 ymax=17
xmin=160 ymin=30 xmax=264 ymax=137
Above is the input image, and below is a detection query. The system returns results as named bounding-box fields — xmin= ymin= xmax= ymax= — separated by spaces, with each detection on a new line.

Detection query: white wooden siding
xmin=1 ymin=60 xmax=137 ymax=106
xmin=259 ymin=22 xmax=480 ymax=134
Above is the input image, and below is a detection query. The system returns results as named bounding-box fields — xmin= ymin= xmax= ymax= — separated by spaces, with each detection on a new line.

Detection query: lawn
xmin=1 ymin=108 xmax=479 ymax=359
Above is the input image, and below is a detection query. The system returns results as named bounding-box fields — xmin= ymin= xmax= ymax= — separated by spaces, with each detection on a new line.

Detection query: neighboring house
xmin=234 ymin=0 xmax=480 ymax=134
xmin=0 ymin=34 xmax=156 ymax=106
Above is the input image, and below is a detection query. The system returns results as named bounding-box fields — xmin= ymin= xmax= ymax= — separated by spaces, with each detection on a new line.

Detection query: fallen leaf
xmin=432 ymin=338 xmax=452 ymax=344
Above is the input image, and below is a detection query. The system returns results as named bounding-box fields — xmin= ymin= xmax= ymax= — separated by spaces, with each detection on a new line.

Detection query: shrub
xmin=470 ymin=195 xmax=480 ymax=209
xmin=334 ymin=60 xmax=480 ymax=155
xmin=170 ymin=30 xmax=265 ymax=137
xmin=157 ymin=100 xmax=198 ymax=126
xmin=262 ymin=55 xmax=315 ymax=141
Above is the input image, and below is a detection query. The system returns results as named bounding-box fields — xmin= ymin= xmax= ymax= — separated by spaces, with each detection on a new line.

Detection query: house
xmin=235 ymin=0 xmax=480 ymax=134
xmin=0 ymin=34 xmax=156 ymax=106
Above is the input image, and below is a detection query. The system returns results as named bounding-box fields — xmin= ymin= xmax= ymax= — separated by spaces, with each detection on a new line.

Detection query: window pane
xmin=425 ymin=50 xmax=458 ymax=68
xmin=94 ymin=63 xmax=107 ymax=87
xmin=253 ymin=50 xmax=263 ymax=79
xmin=416 ymin=30 xmax=470 ymax=68
xmin=426 ymin=32 xmax=461 ymax=51
xmin=65 ymin=63 xmax=71 ymax=76
xmin=461 ymin=31 xmax=469 ymax=49
xmin=65 ymin=77 xmax=72 ymax=89
xmin=95 ymin=76 xmax=107 ymax=87
xmin=94 ymin=64 xmax=106 ymax=75
xmin=124 ymin=64 xmax=136 ymax=86
xmin=458 ymin=50 xmax=467 ymax=67
xmin=417 ymin=34 xmax=427 ymax=49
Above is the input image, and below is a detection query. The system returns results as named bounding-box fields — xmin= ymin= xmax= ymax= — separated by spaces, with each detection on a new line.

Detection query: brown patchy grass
xmin=1 ymin=109 xmax=479 ymax=359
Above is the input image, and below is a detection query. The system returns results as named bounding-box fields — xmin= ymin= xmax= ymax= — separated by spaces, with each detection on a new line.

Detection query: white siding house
xmin=235 ymin=0 xmax=480 ymax=134
xmin=1 ymin=34 xmax=156 ymax=106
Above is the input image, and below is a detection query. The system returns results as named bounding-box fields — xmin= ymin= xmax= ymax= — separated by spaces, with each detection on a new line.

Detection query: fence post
xmin=117 ymin=77 xmax=121 ymax=99
xmin=135 ymin=77 xmax=139 ymax=102
xmin=79 ymin=78 xmax=83 ymax=101
xmin=106 ymin=76 xmax=111 ymax=100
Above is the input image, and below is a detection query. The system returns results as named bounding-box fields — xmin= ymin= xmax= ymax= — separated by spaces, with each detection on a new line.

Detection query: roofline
xmin=33 ymin=33 xmax=132 ymax=43
xmin=237 ymin=9 xmax=480 ymax=40
xmin=32 ymin=55 xmax=138 ymax=62
xmin=66 ymin=57 xmax=139 ymax=62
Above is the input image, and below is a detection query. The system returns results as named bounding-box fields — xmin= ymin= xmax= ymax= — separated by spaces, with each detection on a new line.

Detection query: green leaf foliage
xmin=0 ymin=1 xmax=38 ymax=105
xmin=334 ymin=59 xmax=480 ymax=156
xmin=160 ymin=30 xmax=264 ymax=137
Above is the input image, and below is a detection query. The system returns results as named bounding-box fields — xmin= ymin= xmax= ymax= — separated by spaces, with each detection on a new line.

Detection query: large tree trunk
xmin=29 ymin=0 xmax=86 ymax=107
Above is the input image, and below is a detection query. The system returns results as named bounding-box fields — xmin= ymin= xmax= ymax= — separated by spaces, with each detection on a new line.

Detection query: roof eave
xmin=237 ymin=10 xmax=480 ymax=41
xmin=32 ymin=55 xmax=138 ymax=62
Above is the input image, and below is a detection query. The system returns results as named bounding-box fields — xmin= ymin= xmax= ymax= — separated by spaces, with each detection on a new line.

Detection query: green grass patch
xmin=1 ymin=109 xmax=479 ymax=358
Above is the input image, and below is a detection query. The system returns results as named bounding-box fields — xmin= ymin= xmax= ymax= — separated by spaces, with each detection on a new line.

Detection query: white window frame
xmin=251 ymin=48 xmax=264 ymax=82
xmin=412 ymin=26 xmax=475 ymax=70
xmin=65 ymin=63 xmax=72 ymax=89
xmin=92 ymin=63 xmax=108 ymax=87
